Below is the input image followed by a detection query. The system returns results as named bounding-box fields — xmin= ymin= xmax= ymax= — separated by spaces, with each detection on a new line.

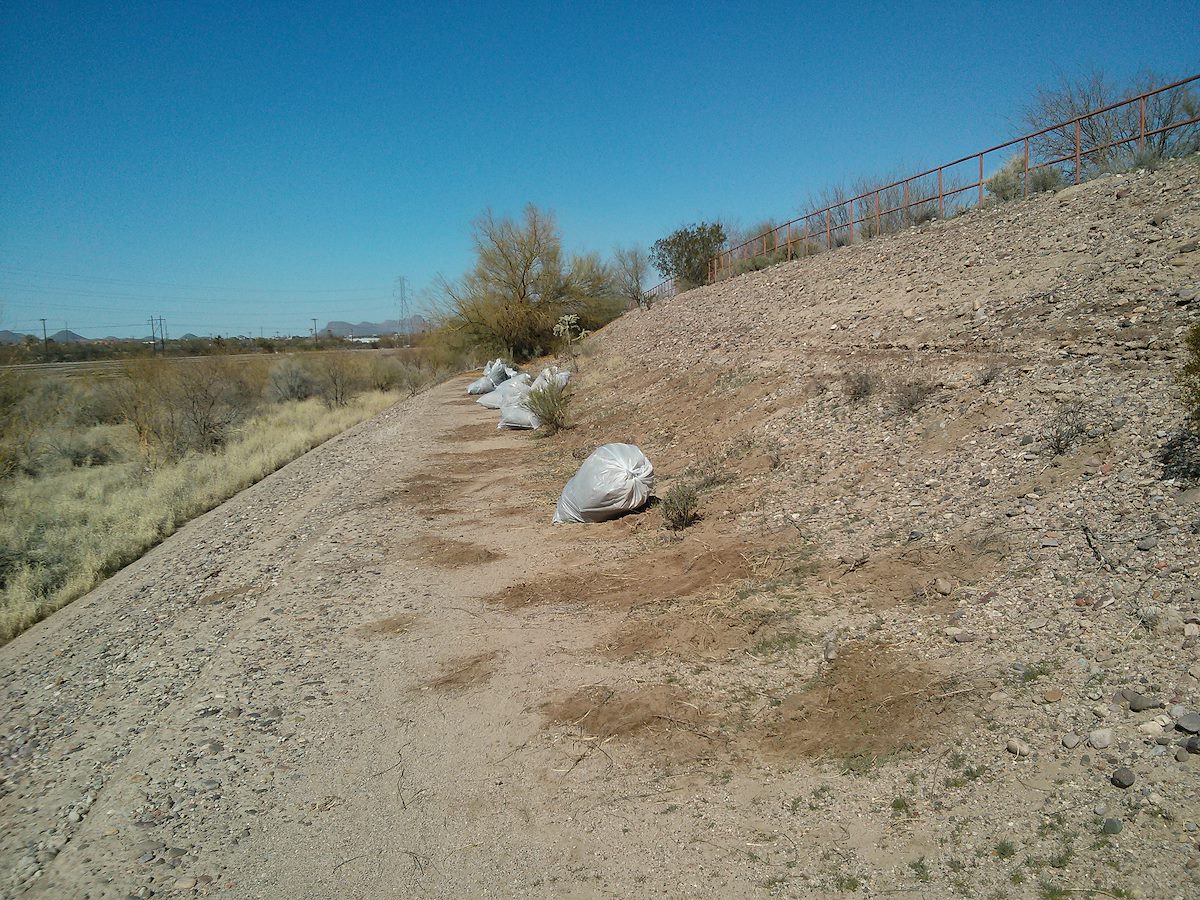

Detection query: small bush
xmin=892 ymin=379 xmax=937 ymax=415
xmin=1042 ymin=402 xmax=1086 ymax=456
xmin=987 ymin=156 xmax=1063 ymax=202
xmin=524 ymin=380 xmax=572 ymax=434
xmin=1160 ymin=425 xmax=1200 ymax=481
xmin=841 ymin=370 xmax=878 ymax=402
xmin=661 ymin=481 xmax=699 ymax=531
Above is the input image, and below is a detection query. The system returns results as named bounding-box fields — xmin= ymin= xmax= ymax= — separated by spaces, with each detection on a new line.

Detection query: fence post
xmin=846 ymin=201 xmax=853 ymax=245
xmin=978 ymin=153 xmax=984 ymax=206
xmin=1139 ymin=96 xmax=1146 ymax=149
xmin=903 ymin=180 xmax=909 ymax=224
xmin=1023 ymin=138 xmax=1029 ymax=198
xmin=875 ymin=191 xmax=881 ymax=236
xmin=825 ymin=209 xmax=831 ymax=251
xmin=803 ymin=219 xmax=809 ymax=257
xmin=1074 ymin=119 xmax=1081 ymax=184
xmin=787 ymin=222 xmax=792 ymax=260
xmin=938 ymin=168 xmax=944 ymax=219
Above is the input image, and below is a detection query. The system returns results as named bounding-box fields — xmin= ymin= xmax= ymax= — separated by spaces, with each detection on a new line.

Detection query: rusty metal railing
xmin=642 ymin=74 xmax=1199 ymax=298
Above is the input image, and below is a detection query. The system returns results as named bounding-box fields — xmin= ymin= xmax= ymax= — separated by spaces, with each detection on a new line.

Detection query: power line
xmin=0 ymin=266 xmax=386 ymax=294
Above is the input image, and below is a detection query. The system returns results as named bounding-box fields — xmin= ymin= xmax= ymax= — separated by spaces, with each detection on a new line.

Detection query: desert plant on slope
xmin=1180 ymin=323 xmax=1200 ymax=418
xmin=1042 ymin=402 xmax=1087 ymax=456
xmin=650 ymin=221 xmax=727 ymax=290
xmin=986 ymin=156 xmax=1064 ymax=202
xmin=892 ymin=379 xmax=938 ymax=415
xmin=841 ymin=370 xmax=879 ymax=402
xmin=523 ymin=380 xmax=572 ymax=434
xmin=661 ymin=481 xmax=700 ymax=531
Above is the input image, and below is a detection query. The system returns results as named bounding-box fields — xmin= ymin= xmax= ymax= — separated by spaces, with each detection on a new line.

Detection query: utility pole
xmin=311 ymin=318 xmax=318 ymax=342
xmin=159 ymin=316 xmax=167 ymax=354
xmin=149 ymin=317 xmax=158 ymax=355
xmin=39 ymin=318 xmax=47 ymax=357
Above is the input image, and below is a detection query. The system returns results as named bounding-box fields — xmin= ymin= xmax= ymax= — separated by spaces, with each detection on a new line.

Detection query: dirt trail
xmin=0 ymin=378 xmax=780 ymax=898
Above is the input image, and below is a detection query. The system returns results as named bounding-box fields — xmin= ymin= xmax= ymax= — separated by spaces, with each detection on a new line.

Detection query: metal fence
xmin=643 ymin=74 xmax=1199 ymax=297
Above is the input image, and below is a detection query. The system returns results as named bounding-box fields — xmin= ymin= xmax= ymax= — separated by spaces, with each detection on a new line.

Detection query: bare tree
xmin=612 ymin=245 xmax=649 ymax=310
xmin=1021 ymin=69 xmax=1199 ymax=176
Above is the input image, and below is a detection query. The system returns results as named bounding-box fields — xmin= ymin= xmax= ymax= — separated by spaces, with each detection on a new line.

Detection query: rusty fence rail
xmin=643 ymin=74 xmax=1199 ymax=299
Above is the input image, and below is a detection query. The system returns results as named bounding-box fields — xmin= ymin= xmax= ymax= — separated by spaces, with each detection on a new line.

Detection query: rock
xmin=1062 ymin=733 xmax=1082 ymax=749
xmin=1006 ymin=738 xmax=1031 ymax=757
xmin=1043 ymin=688 xmax=1063 ymax=703
xmin=933 ymin=577 xmax=953 ymax=596
xmin=1127 ymin=692 xmax=1162 ymax=713
xmin=952 ymin=632 xmax=977 ymax=643
xmin=1089 ymin=728 xmax=1114 ymax=750
xmin=1138 ymin=721 xmax=1164 ymax=737
xmin=1188 ymin=736 xmax=1200 ymax=754
xmin=1177 ymin=748 xmax=1191 ymax=763
xmin=1135 ymin=536 xmax=1158 ymax=551
xmin=1102 ymin=817 xmax=1124 ymax=834
xmin=1177 ymin=713 xmax=1200 ymax=734
xmin=1111 ymin=767 xmax=1136 ymax=789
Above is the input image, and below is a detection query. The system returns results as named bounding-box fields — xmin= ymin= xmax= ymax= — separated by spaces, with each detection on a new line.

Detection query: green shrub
xmin=1181 ymin=323 xmax=1200 ymax=417
xmin=661 ymin=481 xmax=700 ymax=530
xmin=524 ymin=380 xmax=572 ymax=433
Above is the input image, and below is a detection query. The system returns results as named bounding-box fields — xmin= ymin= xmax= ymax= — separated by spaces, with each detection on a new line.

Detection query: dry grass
xmin=0 ymin=391 xmax=399 ymax=643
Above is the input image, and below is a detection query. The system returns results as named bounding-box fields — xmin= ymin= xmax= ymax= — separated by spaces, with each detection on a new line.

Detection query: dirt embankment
xmin=2 ymin=158 xmax=1199 ymax=899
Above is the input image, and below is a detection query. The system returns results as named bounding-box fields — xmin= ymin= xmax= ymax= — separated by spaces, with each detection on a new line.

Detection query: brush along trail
xmin=3 ymin=158 xmax=1200 ymax=898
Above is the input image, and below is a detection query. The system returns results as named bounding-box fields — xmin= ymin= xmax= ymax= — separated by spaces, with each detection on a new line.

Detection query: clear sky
xmin=1 ymin=1 xmax=1196 ymax=338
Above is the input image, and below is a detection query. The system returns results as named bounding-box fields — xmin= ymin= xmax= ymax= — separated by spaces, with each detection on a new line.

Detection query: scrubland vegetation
xmin=0 ymin=351 xmax=450 ymax=641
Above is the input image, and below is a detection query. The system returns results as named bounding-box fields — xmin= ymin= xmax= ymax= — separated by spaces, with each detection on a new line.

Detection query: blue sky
xmin=1 ymin=1 xmax=1196 ymax=338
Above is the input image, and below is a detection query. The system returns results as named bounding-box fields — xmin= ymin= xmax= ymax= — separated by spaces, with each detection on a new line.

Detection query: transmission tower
xmin=393 ymin=276 xmax=409 ymax=347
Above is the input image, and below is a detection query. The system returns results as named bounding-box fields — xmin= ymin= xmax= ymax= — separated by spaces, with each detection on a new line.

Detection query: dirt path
xmin=0 ymin=377 xmax=761 ymax=898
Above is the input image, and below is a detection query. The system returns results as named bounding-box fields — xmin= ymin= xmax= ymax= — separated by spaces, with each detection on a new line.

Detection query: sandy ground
xmin=2 ymin=378 xmax=781 ymax=899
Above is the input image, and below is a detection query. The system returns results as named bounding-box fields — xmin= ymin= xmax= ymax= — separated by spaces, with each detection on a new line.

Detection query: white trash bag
xmin=498 ymin=401 xmax=540 ymax=430
xmin=486 ymin=359 xmax=513 ymax=385
xmin=466 ymin=375 xmax=495 ymax=395
xmin=477 ymin=374 xmax=531 ymax=410
xmin=530 ymin=366 xmax=571 ymax=392
xmin=553 ymin=443 xmax=654 ymax=524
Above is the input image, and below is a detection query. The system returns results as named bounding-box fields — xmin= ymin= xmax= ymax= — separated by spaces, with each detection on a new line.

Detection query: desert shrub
xmin=266 ymin=358 xmax=318 ymax=402
xmin=661 ymin=481 xmax=699 ymax=531
xmin=1180 ymin=323 xmax=1200 ymax=417
xmin=841 ymin=370 xmax=878 ymax=402
xmin=524 ymin=380 xmax=572 ymax=433
xmin=0 ymin=372 xmax=39 ymax=478
xmin=365 ymin=355 xmax=408 ymax=392
xmin=114 ymin=357 xmax=258 ymax=460
xmin=1042 ymin=401 xmax=1086 ymax=456
xmin=987 ymin=157 xmax=1063 ymax=202
xmin=892 ymin=379 xmax=937 ymax=415
xmin=311 ymin=352 xmax=366 ymax=408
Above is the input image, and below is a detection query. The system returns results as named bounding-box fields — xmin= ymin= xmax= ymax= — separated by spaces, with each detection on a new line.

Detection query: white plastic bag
xmin=498 ymin=402 xmax=540 ymax=430
xmin=466 ymin=375 xmax=495 ymax=395
xmin=552 ymin=444 xmax=654 ymax=524
xmin=530 ymin=367 xmax=571 ymax=392
xmin=487 ymin=360 xmax=513 ymax=385
xmin=477 ymin=374 xmax=531 ymax=410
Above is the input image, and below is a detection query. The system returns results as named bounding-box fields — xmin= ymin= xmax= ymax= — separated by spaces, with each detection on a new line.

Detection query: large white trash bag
xmin=530 ymin=367 xmax=571 ymax=392
xmin=477 ymin=374 xmax=531 ymax=410
xmin=552 ymin=443 xmax=654 ymax=524
xmin=466 ymin=375 xmax=495 ymax=395
xmin=487 ymin=360 xmax=513 ymax=385
xmin=498 ymin=402 xmax=540 ymax=430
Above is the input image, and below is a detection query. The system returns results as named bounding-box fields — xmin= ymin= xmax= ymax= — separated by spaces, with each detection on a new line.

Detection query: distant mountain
xmin=0 ymin=330 xmax=29 ymax=345
xmin=323 ymin=315 xmax=429 ymax=338
xmin=50 ymin=330 xmax=88 ymax=343
xmin=179 ymin=333 xmax=201 ymax=341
